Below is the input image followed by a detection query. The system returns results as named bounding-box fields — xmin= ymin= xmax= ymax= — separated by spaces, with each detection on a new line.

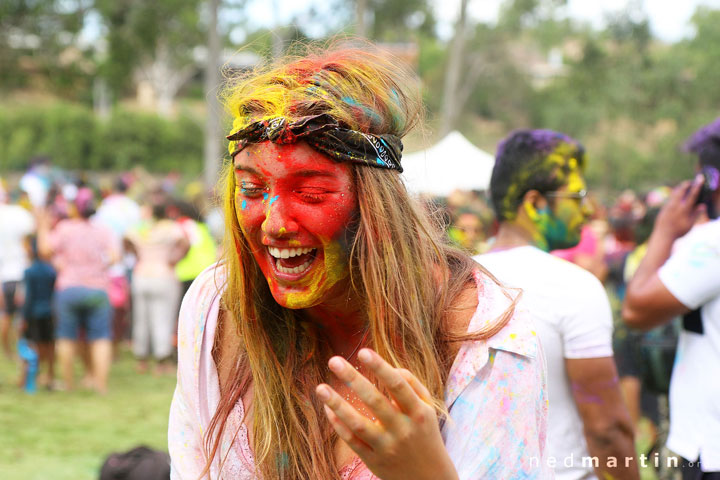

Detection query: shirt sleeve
xmin=562 ymin=271 xmax=614 ymax=359
xmin=658 ymin=224 xmax=720 ymax=309
xmin=444 ymin=347 xmax=551 ymax=479
xmin=168 ymin=280 xmax=209 ymax=480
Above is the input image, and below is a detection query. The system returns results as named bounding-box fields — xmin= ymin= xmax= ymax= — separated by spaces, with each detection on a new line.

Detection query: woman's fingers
xmin=327 ymin=356 xmax=400 ymax=428
xmin=398 ymin=368 xmax=432 ymax=403
xmin=357 ymin=349 xmax=422 ymax=415
xmin=322 ymin=404 xmax=374 ymax=458
xmin=316 ymin=383 xmax=382 ymax=447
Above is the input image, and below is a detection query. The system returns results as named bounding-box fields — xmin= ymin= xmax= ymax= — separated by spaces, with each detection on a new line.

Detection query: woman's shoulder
xmin=182 ymin=262 xmax=226 ymax=313
xmin=467 ymin=267 xmax=539 ymax=358
xmin=177 ymin=262 xmax=227 ymax=353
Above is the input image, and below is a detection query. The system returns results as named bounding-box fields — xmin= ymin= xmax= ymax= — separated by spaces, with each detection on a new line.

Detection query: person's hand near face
xmin=653 ymin=174 xmax=706 ymax=240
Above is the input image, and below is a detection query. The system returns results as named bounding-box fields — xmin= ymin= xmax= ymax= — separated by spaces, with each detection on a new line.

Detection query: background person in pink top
xmin=38 ymin=189 xmax=118 ymax=394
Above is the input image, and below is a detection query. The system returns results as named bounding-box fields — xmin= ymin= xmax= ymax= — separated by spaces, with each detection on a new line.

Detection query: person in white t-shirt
xmin=624 ymin=118 xmax=720 ymax=479
xmin=476 ymin=129 xmax=638 ymax=480
xmin=0 ymin=191 xmax=36 ymax=357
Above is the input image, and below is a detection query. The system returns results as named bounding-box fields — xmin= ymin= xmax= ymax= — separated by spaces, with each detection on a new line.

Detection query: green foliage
xmin=368 ymin=0 xmax=436 ymax=41
xmin=0 ymin=103 xmax=203 ymax=173
xmin=517 ymin=4 xmax=720 ymax=191
xmin=94 ymin=0 xmax=206 ymax=96
xmin=0 ymin=0 xmax=93 ymax=96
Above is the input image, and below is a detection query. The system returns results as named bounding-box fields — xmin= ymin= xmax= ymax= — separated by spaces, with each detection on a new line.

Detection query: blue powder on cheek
xmin=241 ymin=200 xmax=247 ymax=210
xmin=270 ymin=195 xmax=279 ymax=206
xmin=262 ymin=193 xmax=269 ymax=202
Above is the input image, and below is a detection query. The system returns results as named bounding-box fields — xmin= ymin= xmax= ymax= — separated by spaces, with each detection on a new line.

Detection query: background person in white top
xmin=624 ymin=117 xmax=720 ymax=479
xmin=0 ymin=186 xmax=36 ymax=358
xmin=476 ymin=129 xmax=638 ymax=480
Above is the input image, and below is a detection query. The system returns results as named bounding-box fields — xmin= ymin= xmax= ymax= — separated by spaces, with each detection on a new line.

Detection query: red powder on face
xmin=233 ymin=142 xmax=357 ymax=309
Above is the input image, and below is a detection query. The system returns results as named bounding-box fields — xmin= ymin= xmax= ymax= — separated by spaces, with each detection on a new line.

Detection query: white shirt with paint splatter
xmin=168 ymin=264 xmax=551 ymax=479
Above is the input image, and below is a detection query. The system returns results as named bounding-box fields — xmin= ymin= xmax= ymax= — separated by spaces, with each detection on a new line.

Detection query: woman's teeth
xmin=268 ymin=246 xmax=316 ymax=274
xmin=275 ymin=258 xmax=313 ymax=274
xmin=268 ymin=247 xmax=315 ymax=259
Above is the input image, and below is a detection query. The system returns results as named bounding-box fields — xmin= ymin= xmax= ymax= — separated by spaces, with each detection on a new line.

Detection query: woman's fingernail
xmin=358 ymin=349 xmax=372 ymax=363
xmin=316 ymin=385 xmax=330 ymax=401
xmin=329 ymin=357 xmax=344 ymax=372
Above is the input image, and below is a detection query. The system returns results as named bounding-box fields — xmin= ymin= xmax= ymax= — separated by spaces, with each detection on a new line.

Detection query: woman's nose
xmin=261 ymin=194 xmax=299 ymax=237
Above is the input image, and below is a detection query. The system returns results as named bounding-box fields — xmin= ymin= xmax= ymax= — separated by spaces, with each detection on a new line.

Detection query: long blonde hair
xmin=205 ymin=42 xmax=513 ymax=479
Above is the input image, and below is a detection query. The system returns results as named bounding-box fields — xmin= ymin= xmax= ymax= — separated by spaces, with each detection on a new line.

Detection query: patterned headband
xmin=226 ymin=113 xmax=404 ymax=172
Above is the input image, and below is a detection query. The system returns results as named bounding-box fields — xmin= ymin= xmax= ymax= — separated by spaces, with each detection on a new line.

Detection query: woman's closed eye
xmin=296 ymin=187 xmax=333 ymax=203
xmin=238 ymin=181 xmax=265 ymax=197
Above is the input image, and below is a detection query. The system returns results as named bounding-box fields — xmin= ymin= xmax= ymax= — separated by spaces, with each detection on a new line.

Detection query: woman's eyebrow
xmin=234 ymin=165 xmax=262 ymax=176
xmin=294 ymin=169 xmax=337 ymax=178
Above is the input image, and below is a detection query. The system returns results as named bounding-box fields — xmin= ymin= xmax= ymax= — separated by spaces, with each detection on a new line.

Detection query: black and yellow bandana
xmin=227 ymin=113 xmax=404 ymax=172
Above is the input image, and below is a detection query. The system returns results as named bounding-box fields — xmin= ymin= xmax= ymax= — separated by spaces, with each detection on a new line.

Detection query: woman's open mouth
xmin=268 ymin=247 xmax=318 ymax=275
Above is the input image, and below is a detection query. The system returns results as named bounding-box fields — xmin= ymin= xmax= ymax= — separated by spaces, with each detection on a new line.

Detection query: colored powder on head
xmin=241 ymin=200 xmax=247 ymax=210
xmin=263 ymin=192 xmax=269 ymax=202
xmin=684 ymin=117 xmax=720 ymax=153
xmin=270 ymin=195 xmax=279 ymax=206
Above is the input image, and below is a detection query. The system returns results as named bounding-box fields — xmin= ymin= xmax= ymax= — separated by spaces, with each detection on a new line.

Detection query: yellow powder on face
xmin=283 ymin=239 xmax=349 ymax=309
xmin=565 ymin=167 xmax=586 ymax=194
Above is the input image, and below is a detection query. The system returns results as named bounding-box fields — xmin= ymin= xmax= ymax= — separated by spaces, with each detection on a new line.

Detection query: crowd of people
xmin=1 ymin=43 xmax=718 ymax=480
xmin=0 ymin=163 xmax=220 ymax=394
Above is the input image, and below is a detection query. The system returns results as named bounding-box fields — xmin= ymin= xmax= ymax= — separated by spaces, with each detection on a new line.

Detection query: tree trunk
xmin=271 ymin=0 xmax=284 ymax=58
xmin=204 ymin=0 xmax=222 ymax=189
xmin=356 ymin=0 xmax=368 ymax=37
xmin=440 ymin=0 xmax=470 ymax=137
xmin=93 ymin=77 xmax=110 ymax=119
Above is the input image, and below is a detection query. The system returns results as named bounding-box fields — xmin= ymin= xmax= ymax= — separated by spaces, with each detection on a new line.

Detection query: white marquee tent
xmin=400 ymin=131 xmax=495 ymax=197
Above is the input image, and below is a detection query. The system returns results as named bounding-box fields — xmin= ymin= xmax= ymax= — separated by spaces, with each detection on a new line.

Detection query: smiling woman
xmin=233 ymin=141 xmax=357 ymax=309
xmin=168 ymin=42 xmax=551 ymax=480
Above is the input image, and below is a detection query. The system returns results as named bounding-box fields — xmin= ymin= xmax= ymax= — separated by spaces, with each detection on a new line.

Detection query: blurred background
xmin=1 ymin=0 xmax=719 ymax=478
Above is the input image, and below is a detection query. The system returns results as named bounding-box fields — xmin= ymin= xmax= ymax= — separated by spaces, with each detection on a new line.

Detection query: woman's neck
xmin=303 ymin=289 xmax=367 ymax=357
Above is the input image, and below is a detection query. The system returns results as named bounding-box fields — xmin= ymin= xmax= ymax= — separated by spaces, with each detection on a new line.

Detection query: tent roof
xmin=400 ymin=131 xmax=495 ymax=197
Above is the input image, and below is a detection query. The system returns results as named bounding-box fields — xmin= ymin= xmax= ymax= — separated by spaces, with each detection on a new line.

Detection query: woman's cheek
xmin=301 ymin=201 xmax=357 ymax=240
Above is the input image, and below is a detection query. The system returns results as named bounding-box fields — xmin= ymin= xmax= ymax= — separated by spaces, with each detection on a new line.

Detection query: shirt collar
xmin=445 ymin=269 xmax=538 ymax=407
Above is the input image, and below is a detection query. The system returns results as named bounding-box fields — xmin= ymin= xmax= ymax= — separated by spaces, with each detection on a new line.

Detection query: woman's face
xmin=233 ymin=141 xmax=357 ymax=309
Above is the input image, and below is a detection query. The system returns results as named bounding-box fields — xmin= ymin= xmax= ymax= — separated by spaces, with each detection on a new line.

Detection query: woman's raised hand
xmin=316 ymin=349 xmax=458 ymax=480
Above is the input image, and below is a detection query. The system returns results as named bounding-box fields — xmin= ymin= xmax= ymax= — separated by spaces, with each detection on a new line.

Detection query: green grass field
xmin=0 ymin=348 xmax=176 ymax=480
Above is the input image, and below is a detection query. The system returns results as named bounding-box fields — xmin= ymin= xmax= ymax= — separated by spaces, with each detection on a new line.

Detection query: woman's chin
xmin=271 ymin=288 xmax=323 ymax=310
